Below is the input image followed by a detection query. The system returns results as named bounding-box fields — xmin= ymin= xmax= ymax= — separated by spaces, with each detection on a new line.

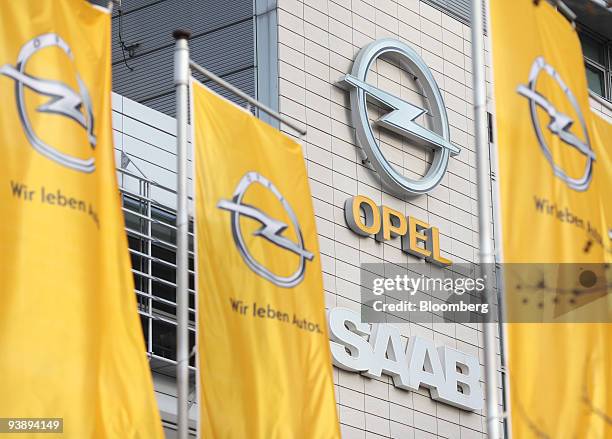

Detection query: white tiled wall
xmin=275 ymin=0 xmax=501 ymax=437
xmin=112 ymin=92 xmax=194 ymax=214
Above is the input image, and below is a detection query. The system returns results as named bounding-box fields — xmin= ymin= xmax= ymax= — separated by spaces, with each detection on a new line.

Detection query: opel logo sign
xmin=0 ymin=33 xmax=96 ymax=173
xmin=341 ymin=38 xmax=460 ymax=196
xmin=517 ymin=56 xmax=595 ymax=191
xmin=218 ymin=172 xmax=314 ymax=288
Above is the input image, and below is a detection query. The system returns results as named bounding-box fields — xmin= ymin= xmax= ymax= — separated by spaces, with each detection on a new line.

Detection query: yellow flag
xmin=0 ymin=1 xmax=163 ymax=437
xmin=490 ymin=0 xmax=612 ymax=437
xmin=193 ymin=81 xmax=340 ymax=438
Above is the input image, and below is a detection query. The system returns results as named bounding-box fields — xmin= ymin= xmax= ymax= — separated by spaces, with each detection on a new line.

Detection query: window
xmin=579 ymin=30 xmax=611 ymax=101
xmin=120 ymin=169 xmax=196 ymax=378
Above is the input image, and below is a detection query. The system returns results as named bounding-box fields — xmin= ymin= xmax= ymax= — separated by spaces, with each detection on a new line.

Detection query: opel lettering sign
xmin=341 ymin=38 xmax=460 ymax=197
xmin=218 ymin=171 xmax=314 ymax=288
xmin=0 ymin=33 xmax=96 ymax=173
xmin=344 ymin=195 xmax=452 ymax=266
xmin=517 ymin=56 xmax=595 ymax=191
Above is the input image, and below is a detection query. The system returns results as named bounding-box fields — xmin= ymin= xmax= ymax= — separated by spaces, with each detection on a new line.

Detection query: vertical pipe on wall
xmin=173 ymin=29 xmax=192 ymax=439
xmin=470 ymin=1 xmax=501 ymax=438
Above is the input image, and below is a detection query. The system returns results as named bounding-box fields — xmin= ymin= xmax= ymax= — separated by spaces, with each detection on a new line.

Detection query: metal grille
xmin=118 ymin=167 xmax=196 ymax=378
xmin=422 ymin=0 xmax=471 ymax=25
xmin=421 ymin=0 xmax=487 ymax=28
xmin=111 ymin=0 xmax=255 ymax=116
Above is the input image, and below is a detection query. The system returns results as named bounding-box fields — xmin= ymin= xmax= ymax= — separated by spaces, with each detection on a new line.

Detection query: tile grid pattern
xmin=276 ymin=0 xmax=501 ymax=438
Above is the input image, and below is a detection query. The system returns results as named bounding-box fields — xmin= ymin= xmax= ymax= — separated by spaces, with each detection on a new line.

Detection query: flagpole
xmin=188 ymin=61 xmax=306 ymax=135
xmin=173 ymin=29 xmax=191 ymax=439
xmin=470 ymin=1 xmax=500 ymax=438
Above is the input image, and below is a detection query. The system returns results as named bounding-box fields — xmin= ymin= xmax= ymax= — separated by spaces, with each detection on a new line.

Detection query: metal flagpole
xmin=173 ymin=28 xmax=191 ymax=439
xmin=188 ymin=61 xmax=306 ymax=136
xmin=470 ymin=1 xmax=500 ymax=438
xmin=171 ymin=36 xmax=306 ymax=438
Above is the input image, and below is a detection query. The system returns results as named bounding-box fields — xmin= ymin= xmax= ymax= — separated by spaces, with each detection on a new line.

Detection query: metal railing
xmin=117 ymin=167 xmax=196 ymax=374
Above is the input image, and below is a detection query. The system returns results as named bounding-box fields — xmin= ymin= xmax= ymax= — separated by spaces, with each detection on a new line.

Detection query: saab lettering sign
xmin=344 ymin=195 xmax=452 ymax=266
xmin=328 ymin=307 xmax=483 ymax=411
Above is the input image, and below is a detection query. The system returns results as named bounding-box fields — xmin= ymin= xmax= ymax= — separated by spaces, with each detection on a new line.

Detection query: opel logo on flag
xmin=0 ymin=33 xmax=96 ymax=173
xmin=341 ymin=38 xmax=460 ymax=197
xmin=517 ymin=57 xmax=595 ymax=191
xmin=218 ymin=172 xmax=314 ymax=288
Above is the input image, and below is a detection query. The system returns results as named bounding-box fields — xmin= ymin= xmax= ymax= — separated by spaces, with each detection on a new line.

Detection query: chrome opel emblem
xmin=218 ymin=172 xmax=314 ymax=288
xmin=0 ymin=33 xmax=96 ymax=173
xmin=517 ymin=56 xmax=594 ymax=191
xmin=341 ymin=38 xmax=460 ymax=197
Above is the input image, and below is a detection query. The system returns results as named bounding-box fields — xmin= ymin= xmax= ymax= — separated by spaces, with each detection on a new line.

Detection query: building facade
xmin=106 ymin=0 xmax=612 ymax=437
